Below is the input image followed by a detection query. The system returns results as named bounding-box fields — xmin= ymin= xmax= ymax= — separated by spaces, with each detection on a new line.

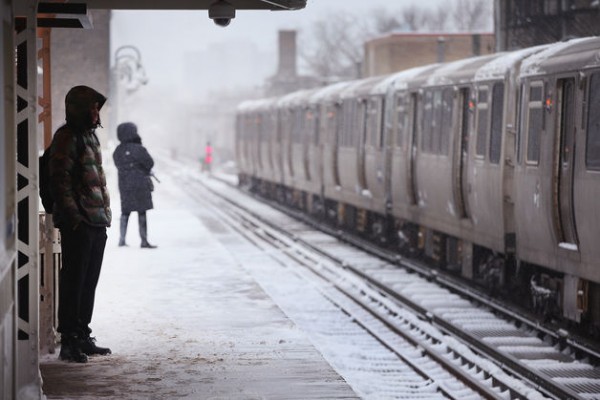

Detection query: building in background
xmin=363 ymin=32 xmax=495 ymax=78
xmin=495 ymin=0 xmax=600 ymax=51
xmin=265 ymin=30 xmax=319 ymax=96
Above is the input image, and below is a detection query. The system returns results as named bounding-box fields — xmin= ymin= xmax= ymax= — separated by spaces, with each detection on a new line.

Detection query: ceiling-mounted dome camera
xmin=209 ymin=0 xmax=236 ymax=27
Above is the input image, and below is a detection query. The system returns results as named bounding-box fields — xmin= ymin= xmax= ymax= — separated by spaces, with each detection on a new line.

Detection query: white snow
xmin=40 ymin=160 xmax=357 ymax=399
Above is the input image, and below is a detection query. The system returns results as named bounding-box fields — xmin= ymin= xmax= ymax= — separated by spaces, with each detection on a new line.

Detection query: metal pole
xmin=14 ymin=0 xmax=43 ymax=398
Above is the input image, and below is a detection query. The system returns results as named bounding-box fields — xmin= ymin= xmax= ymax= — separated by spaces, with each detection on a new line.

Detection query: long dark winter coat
xmin=112 ymin=123 xmax=154 ymax=213
xmin=49 ymin=86 xmax=111 ymax=230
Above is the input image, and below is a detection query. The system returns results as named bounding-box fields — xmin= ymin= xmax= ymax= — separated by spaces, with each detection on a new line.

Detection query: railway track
xmin=166 ymin=162 xmax=600 ymax=399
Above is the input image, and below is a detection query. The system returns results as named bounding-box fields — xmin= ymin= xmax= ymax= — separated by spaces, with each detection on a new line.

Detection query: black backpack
xmin=39 ymin=131 xmax=87 ymax=214
xmin=39 ymin=146 xmax=54 ymax=213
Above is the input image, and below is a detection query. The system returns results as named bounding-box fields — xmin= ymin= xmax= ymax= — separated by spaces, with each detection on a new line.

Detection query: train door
xmin=553 ymin=77 xmax=579 ymax=247
xmin=257 ymin=112 xmax=264 ymax=173
xmin=283 ymin=108 xmax=294 ymax=179
xmin=364 ymin=96 xmax=384 ymax=198
xmin=333 ymin=103 xmax=342 ymax=187
xmin=304 ymin=107 xmax=313 ymax=181
xmin=310 ymin=107 xmax=320 ymax=182
xmin=357 ymin=98 xmax=368 ymax=190
xmin=453 ymin=88 xmax=471 ymax=218
xmin=275 ymin=109 xmax=284 ymax=182
xmin=407 ymin=92 xmax=419 ymax=205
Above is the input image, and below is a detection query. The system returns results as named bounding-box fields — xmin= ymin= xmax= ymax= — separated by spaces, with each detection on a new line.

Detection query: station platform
xmin=39 ymin=163 xmax=358 ymax=399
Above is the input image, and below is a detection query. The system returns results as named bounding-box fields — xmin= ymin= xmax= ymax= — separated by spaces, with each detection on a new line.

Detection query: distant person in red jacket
xmin=202 ymin=141 xmax=213 ymax=173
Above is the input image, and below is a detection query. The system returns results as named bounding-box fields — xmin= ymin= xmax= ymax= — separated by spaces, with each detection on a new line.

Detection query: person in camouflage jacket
xmin=49 ymin=85 xmax=112 ymax=363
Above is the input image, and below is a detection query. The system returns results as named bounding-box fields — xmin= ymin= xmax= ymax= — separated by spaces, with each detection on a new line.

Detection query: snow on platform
xmin=40 ymin=163 xmax=358 ymax=399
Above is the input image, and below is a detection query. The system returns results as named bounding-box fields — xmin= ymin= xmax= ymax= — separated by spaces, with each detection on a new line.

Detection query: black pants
xmin=58 ymin=224 xmax=107 ymax=337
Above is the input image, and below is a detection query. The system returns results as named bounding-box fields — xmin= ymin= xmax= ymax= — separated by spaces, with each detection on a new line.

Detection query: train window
xmin=394 ymin=93 xmax=406 ymax=148
xmin=476 ymin=86 xmax=489 ymax=157
xmin=292 ymin=109 xmax=304 ymax=143
xmin=526 ymin=82 xmax=544 ymax=164
xmin=366 ymin=98 xmax=381 ymax=148
xmin=422 ymin=90 xmax=433 ymax=153
xmin=489 ymin=83 xmax=505 ymax=164
xmin=341 ymin=100 xmax=352 ymax=147
xmin=516 ymin=87 xmax=524 ymax=164
xmin=354 ymin=99 xmax=364 ymax=148
xmin=440 ymin=88 xmax=453 ymax=156
xmin=306 ymin=108 xmax=318 ymax=146
xmin=586 ymin=72 xmax=600 ymax=170
xmin=259 ymin=112 xmax=266 ymax=143
xmin=530 ymin=85 xmax=543 ymax=102
xmin=287 ymin=110 xmax=293 ymax=144
xmin=324 ymin=105 xmax=335 ymax=145
xmin=280 ymin=110 xmax=289 ymax=144
xmin=297 ymin=108 xmax=304 ymax=144
xmin=432 ymin=90 xmax=443 ymax=154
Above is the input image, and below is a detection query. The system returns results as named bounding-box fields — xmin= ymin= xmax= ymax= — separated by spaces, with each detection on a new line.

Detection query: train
xmin=235 ymin=36 xmax=600 ymax=334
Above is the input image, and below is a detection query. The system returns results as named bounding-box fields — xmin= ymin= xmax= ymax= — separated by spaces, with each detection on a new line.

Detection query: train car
xmin=236 ymin=37 xmax=600 ymax=331
xmin=235 ymin=99 xmax=258 ymax=186
xmin=412 ymin=54 xmax=502 ymax=264
xmin=330 ymin=76 xmax=390 ymax=231
xmin=312 ymin=81 xmax=356 ymax=220
xmin=515 ymin=37 xmax=600 ymax=325
xmin=378 ymin=65 xmax=439 ymax=243
xmin=274 ymin=88 xmax=318 ymax=207
xmin=237 ymin=97 xmax=281 ymax=190
xmin=256 ymin=98 xmax=280 ymax=191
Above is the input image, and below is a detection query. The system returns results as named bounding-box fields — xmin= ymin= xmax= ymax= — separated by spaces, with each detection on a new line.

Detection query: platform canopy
xmin=36 ymin=0 xmax=306 ymax=28
xmin=83 ymin=0 xmax=307 ymax=10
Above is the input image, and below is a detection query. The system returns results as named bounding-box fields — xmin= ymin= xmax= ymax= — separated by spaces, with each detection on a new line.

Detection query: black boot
xmin=119 ymin=214 xmax=129 ymax=246
xmin=79 ymin=335 xmax=112 ymax=356
xmin=139 ymin=212 xmax=157 ymax=248
xmin=59 ymin=335 xmax=88 ymax=363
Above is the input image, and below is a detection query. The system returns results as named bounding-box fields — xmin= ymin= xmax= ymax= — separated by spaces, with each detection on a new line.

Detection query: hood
xmin=117 ymin=122 xmax=142 ymax=144
xmin=65 ymin=85 xmax=106 ymax=129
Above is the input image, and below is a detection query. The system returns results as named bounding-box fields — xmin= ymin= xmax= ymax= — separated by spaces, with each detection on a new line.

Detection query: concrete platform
xmin=40 ymin=166 xmax=358 ymax=399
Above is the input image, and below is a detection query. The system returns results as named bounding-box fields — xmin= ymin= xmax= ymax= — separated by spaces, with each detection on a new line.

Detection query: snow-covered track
xmin=164 ymin=157 xmax=600 ymax=400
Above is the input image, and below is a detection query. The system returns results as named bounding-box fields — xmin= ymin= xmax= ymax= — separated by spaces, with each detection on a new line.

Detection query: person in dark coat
xmin=49 ymin=85 xmax=112 ymax=363
xmin=113 ymin=122 xmax=157 ymax=249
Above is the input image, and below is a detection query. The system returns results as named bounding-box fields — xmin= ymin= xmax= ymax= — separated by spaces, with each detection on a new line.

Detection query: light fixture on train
xmin=545 ymin=96 xmax=553 ymax=112
xmin=468 ymin=100 xmax=475 ymax=112
xmin=209 ymin=0 xmax=235 ymax=27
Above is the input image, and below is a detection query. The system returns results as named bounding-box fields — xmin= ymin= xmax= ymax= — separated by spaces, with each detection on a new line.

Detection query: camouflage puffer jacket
xmin=49 ymin=86 xmax=111 ymax=230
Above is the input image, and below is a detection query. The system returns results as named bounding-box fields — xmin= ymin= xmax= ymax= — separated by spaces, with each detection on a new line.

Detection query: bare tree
xmin=299 ymin=1 xmax=493 ymax=82
xmin=299 ymin=10 xmax=371 ymax=81
xmin=401 ymin=5 xmax=426 ymax=31
xmin=424 ymin=7 xmax=450 ymax=32
xmin=452 ymin=0 xmax=491 ymax=31
xmin=371 ymin=7 xmax=403 ymax=34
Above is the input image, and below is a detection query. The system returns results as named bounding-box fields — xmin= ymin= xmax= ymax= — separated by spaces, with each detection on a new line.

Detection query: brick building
xmin=363 ymin=32 xmax=495 ymax=78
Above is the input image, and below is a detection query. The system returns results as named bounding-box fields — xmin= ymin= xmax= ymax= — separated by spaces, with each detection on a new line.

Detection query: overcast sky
xmin=110 ymin=0 xmax=453 ymax=90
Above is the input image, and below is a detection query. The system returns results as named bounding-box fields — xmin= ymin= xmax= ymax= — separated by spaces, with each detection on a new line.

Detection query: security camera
xmin=209 ymin=0 xmax=235 ymax=27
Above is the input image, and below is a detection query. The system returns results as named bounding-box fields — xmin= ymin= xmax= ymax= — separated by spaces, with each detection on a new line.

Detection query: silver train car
xmin=236 ymin=37 xmax=600 ymax=332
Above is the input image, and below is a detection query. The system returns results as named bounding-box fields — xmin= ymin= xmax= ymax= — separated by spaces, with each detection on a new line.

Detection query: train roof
xmin=237 ymin=97 xmax=278 ymax=112
xmin=473 ymin=45 xmax=549 ymax=82
xmin=424 ymin=53 xmax=501 ymax=87
xmin=520 ymin=36 xmax=600 ymax=78
xmin=339 ymin=75 xmax=390 ymax=99
xmin=309 ymin=81 xmax=353 ymax=104
xmin=277 ymin=87 xmax=321 ymax=108
xmin=372 ymin=64 xmax=440 ymax=94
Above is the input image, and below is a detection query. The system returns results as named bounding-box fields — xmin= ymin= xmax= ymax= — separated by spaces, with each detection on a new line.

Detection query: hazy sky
xmin=110 ymin=0 xmax=451 ymax=90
